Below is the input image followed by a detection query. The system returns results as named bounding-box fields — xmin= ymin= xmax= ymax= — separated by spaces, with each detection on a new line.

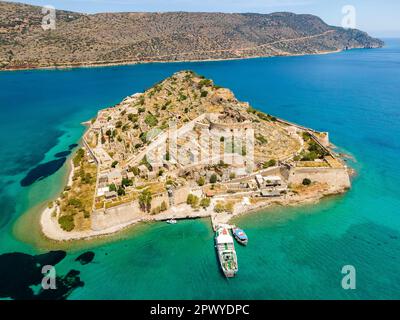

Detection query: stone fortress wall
xmin=91 ymin=201 xmax=141 ymax=231
xmin=288 ymin=166 xmax=351 ymax=189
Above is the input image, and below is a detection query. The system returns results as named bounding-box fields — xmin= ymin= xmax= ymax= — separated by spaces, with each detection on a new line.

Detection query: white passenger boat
xmin=215 ymin=225 xmax=238 ymax=277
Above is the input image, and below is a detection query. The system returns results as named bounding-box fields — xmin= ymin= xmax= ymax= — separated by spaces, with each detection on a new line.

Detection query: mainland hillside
xmin=0 ymin=1 xmax=383 ymax=70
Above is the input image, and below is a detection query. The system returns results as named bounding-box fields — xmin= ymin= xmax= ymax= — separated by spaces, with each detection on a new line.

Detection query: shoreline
xmin=38 ymin=179 xmax=349 ymax=243
xmin=0 ymin=49 xmax=344 ymax=73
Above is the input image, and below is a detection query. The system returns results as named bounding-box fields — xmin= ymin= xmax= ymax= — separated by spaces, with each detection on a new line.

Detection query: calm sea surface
xmin=0 ymin=39 xmax=399 ymax=299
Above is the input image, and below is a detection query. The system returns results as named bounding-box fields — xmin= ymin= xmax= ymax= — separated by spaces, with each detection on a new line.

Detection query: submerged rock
xmin=0 ymin=250 xmax=84 ymax=300
xmin=75 ymin=251 xmax=95 ymax=265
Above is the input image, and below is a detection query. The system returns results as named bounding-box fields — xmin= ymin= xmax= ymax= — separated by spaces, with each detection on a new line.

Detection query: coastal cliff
xmin=0 ymin=1 xmax=383 ymax=70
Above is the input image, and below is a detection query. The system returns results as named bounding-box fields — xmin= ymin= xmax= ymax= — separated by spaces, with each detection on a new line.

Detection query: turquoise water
xmin=0 ymin=39 xmax=399 ymax=299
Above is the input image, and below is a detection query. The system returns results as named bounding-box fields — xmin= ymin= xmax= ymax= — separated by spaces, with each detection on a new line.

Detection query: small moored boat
xmin=232 ymin=227 xmax=248 ymax=245
xmin=166 ymin=219 xmax=177 ymax=224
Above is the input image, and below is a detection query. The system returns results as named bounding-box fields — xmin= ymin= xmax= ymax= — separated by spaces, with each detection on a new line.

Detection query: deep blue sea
xmin=0 ymin=39 xmax=399 ymax=299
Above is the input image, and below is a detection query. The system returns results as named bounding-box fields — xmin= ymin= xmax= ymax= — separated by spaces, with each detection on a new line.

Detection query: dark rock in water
xmin=54 ymin=151 xmax=71 ymax=158
xmin=20 ymin=157 xmax=66 ymax=187
xmin=36 ymin=269 xmax=84 ymax=300
xmin=75 ymin=251 xmax=95 ymax=265
xmin=35 ymin=250 xmax=66 ymax=266
xmin=68 ymin=143 xmax=78 ymax=150
xmin=0 ymin=250 xmax=84 ymax=300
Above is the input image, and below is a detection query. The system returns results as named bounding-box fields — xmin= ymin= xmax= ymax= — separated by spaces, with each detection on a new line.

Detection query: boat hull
xmin=214 ymin=227 xmax=238 ymax=278
xmin=234 ymin=236 xmax=248 ymax=246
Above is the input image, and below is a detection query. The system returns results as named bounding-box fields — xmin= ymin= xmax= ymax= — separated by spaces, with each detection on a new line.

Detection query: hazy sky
xmin=7 ymin=0 xmax=400 ymax=36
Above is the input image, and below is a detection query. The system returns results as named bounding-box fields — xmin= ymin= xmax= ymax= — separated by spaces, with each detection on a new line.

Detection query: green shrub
xmin=247 ymin=107 xmax=257 ymax=114
xmin=111 ymin=161 xmax=119 ymax=168
xmin=225 ymin=202 xmax=234 ymax=213
xmin=139 ymin=189 xmax=152 ymax=212
xmin=128 ymin=113 xmax=138 ymax=122
xmin=302 ymin=132 xmax=311 ymax=141
xmin=214 ymin=203 xmax=225 ymax=213
xmin=302 ymin=178 xmax=312 ymax=186
xmin=68 ymin=198 xmax=82 ymax=208
xmin=73 ymin=148 xmax=85 ymax=167
xmin=200 ymin=90 xmax=208 ymax=98
xmin=197 ymin=176 xmax=205 ymax=186
xmin=186 ymin=194 xmax=199 ymax=208
xmin=210 ymin=174 xmax=218 ymax=184
xmin=145 ymin=114 xmax=158 ymax=127
xmin=263 ymin=159 xmax=277 ymax=169
xmin=179 ymin=93 xmax=188 ymax=101
xmin=257 ymin=112 xmax=270 ymax=121
xmin=117 ymin=186 xmax=126 ymax=196
xmin=139 ymin=132 xmax=147 ymax=143
xmin=131 ymin=166 xmax=140 ymax=176
xmin=198 ymin=79 xmax=212 ymax=88
xmin=122 ymin=178 xmax=133 ymax=187
xmin=301 ymin=151 xmax=318 ymax=161
xmin=200 ymin=198 xmax=210 ymax=208
xmin=256 ymin=134 xmax=268 ymax=144
xmin=58 ymin=215 xmax=75 ymax=232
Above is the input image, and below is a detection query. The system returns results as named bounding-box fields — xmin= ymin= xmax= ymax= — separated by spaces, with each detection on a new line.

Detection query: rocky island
xmin=42 ymin=71 xmax=351 ymax=241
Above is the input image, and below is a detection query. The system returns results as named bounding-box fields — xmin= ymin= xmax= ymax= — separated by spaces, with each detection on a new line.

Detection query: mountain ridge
xmin=0 ymin=1 xmax=384 ymax=70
